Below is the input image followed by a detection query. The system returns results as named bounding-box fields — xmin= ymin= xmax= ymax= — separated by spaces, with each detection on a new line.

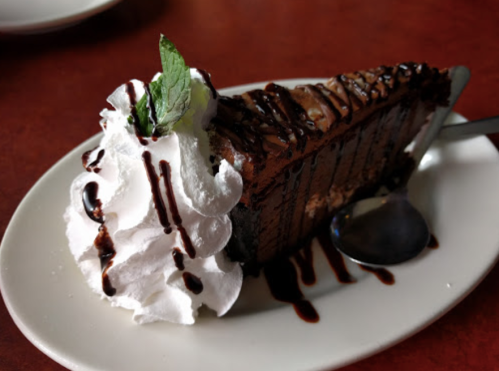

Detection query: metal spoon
xmin=331 ymin=66 xmax=471 ymax=266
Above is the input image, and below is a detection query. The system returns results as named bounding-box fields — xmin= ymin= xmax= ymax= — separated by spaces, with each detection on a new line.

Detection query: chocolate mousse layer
xmin=208 ymin=62 xmax=451 ymax=264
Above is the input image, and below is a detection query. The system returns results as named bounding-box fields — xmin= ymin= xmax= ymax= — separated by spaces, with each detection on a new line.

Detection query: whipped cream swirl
xmin=64 ymin=70 xmax=244 ymax=324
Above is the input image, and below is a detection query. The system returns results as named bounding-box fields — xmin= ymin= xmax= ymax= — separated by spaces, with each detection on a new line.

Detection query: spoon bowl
xmin=331 ymin=191 xmax=430 ymax=266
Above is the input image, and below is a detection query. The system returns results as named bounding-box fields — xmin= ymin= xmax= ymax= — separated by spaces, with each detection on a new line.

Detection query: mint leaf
xmin=156 ymin=35 xmax=191 ymax=136
xmin=130 ymin=36 xmax=191 ymax=137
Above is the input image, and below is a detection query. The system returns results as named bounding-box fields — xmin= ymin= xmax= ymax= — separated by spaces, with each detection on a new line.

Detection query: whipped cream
xmin=64 ymin=70 xmax=244 ymax=325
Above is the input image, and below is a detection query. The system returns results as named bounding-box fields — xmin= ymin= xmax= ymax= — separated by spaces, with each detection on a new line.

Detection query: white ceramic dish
xmin=0 ymin=0 xmax=121 ymax=33
xmin=2 ymin=79 xmax=499 ymax=371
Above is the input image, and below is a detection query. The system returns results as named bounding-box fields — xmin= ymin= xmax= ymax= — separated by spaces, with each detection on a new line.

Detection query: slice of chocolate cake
xmin=209 ymin=62 xmax=451 ymax=265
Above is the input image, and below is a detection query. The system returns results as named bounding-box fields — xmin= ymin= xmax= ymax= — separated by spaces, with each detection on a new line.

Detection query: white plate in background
xmin=0 ymin=0 xmax=121 ymax=33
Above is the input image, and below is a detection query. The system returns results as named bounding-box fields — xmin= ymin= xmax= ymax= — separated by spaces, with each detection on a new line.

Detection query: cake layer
xmin=209 ymin=62 xmax=450 ymax=264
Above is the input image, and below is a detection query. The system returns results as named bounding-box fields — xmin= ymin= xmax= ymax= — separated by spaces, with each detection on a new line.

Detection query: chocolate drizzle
xmin=82 ymin=182 xmax=104 ymax=223
xmin=300 ymin=84 xmax=341 ymax=124
xmin=172 ymin=248 xmax=185 ymax=271
xmin=141 ymin=151 xmax=196 ymax=260
xmin=82 ymin=148 xmax=105 ymax=173
xmin=246 ymin=90 xmax=290 ymax=146
xmin=81 ymin=147 xmax=95 ymax=169
xmin=317 ymin=83 xmax=351 ymax=122
xmin=126 ymin=81 xmax=148 ymax=146
xmin=197 ymin=69 xmax=218 ymax=99
xmin=182 ymin=272 xmax=204 ymax=294
xmin=126 ymin=81 xmax=138 ymax=106
xmin=95 ymin=225 xmax=117 ymax=296
xmin=82 ymin=181 xmax=116 ymax=296
xmin=142 ymin=151 xmax=172 ymax=234
xmin=160 ymin=160 xmax=196 ymax=259
xmin=265 ymin=83 xmax=312 ymax=151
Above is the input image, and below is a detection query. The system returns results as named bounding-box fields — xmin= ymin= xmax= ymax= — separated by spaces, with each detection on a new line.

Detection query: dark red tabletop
xmin=1 ymin=1 xmax=499 ymax=370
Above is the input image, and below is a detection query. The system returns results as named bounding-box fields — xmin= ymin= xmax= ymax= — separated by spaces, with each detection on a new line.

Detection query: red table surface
xmin=1 ymin=1 xmax=499 ymax=370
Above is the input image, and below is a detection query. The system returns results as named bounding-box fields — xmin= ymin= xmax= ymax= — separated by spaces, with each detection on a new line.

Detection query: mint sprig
xmin=132 ymin=35 xmax=191 ymax=137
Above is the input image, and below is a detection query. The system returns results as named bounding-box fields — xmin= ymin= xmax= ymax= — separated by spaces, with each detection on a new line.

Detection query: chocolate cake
xmin=209 ymin=62 xmax=451 ymax=265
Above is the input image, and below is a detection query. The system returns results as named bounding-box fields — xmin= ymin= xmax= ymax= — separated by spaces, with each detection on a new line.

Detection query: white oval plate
xmin=2 ymin=80 xmax=499 ymax=371
xmin=0 ymin=0 xmax=121 ymax=33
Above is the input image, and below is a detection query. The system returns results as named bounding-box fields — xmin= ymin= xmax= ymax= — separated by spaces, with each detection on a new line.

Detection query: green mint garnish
xmin=132 ymin=35 xmax=191 ymax=137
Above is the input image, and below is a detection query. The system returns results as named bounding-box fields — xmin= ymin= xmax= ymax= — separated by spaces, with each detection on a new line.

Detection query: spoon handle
xmin=439 ymin=115 xmax=499 ymax=139
xmin=411 ymin=66 xmax=471 ymax=167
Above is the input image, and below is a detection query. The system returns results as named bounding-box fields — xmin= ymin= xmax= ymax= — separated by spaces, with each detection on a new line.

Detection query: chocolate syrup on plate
xmin=264 ymin=257 xmax=319 ymax=323
xmin=264 ymin=227 xmax=400 ymax=323
xmin=293 ymin=240 xmax=316 ymax=286
xmin=317 ymin=229 xmax=356 ymax=284
xmin=427 ymin=233 xmax=439 ymax=249
xmin=359 ymin=265 xmax=395 ymax=285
